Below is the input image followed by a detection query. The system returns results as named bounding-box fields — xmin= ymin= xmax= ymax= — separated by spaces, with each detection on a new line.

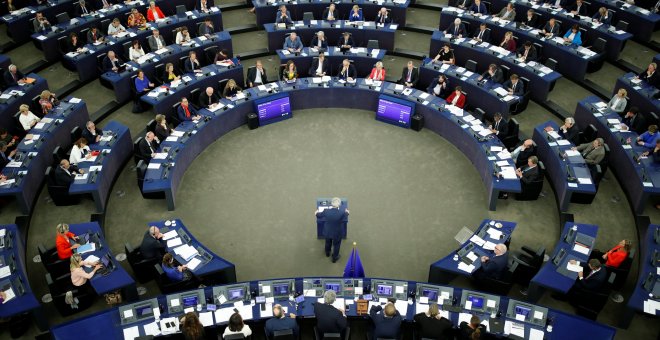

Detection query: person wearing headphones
xmin=70 ymin=253 xmax=102 ymax=293
xmin=265 ymin=304 xmax=299 ymax=338
xmin=56 ymin=223 xmax=79 ymax=260
xmin=140 ymin=226 xmax=166 ymax=260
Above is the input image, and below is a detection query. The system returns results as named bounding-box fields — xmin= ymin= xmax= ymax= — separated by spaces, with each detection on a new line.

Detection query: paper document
xmin=483 ymin=241 xmax=496 ymax=250
xmin=486 ymin=228 xmax=503 ymax=239
xmin=147 ymin=163 xmax=161 ymax=169
xmin=577 ymin=178 xmax=592 ymax=185
xmin=556 ymin=139 xmax=571 ymax=146
xmin=142 ymin=322 xmax=160 ymax=337
xmin=2 ymin=287 xmax=14 ymax=303
xmin=215 ymin=307 xmax=234 ymax=323
xmin=394 ymin=300 xmax=408 ymax=317
xmin=198 ymin=311 xmax=214 ymax=326
xmin=529 ymin=328 xmax=544 ymax=340
xmin=162 ymin=230 xmax=178 ymax=240
xmin=469 ymin=235 xmax=485 ymax=246
xmin=84 ymin=255 xmax=100 ymax=265
xmin=505 ymin=320 xmax=525 ymax=338
xmin=166 ymin=237 xmax=182 ymax=248
xmin=564 ymin=150 xmax=580 ymax=157
xmin=566 ymin=260 xmax=582 ymax=272
xmin=573 ymin=243 xmax=590 ymax=255
xmin=187 ymin=257 xmax=202 ymax=270
xmin=458 ymin=313 xmax=472 ymax=324
xmin=466 ymin=252 xmax=478 ymax=262
xmin=500 ymin=166 xmax=517 ymax=179
xmin=237 ymin=305 xmax=253 ymax=320
xmin=0 ymin=266 xmax=11 ymax=278
xmin=122 ymin=326 xmax=140 ymax=340
xmin=457 ymin=261 xmax=475 ymax=273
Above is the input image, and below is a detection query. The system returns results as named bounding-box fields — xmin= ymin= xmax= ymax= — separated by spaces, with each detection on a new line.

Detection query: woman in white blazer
xmin=608 ymin=88 xmax=627 ymax=113
xmin=69 ymin=138 xmax=91 ymax=164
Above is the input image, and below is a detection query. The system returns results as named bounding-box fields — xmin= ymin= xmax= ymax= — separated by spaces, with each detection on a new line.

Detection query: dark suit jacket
xmin=520 ymin=165 xmax=541 ymax=183
xmin=516 ymin=45 xmax=538 ymax=62
xmin=183 ymin=58 xmax=200 ymax=73
xmin=337 ymin=64 xmax=357 ymax=80
xmin=86 ymin=29 xmax=104 ymax=43
xmin=265 ymin=316 xmax=299 ymax=338
xmin=148 ymin=35 xmax=167 ymax=51
xmin=154 ymin=125 xmax=170 ymax=142
xmin=523 ymin=14 xmax=538 ymax=27
xmin=54 ymin=165 xmax=79 ymax=186
xmin=413 ymin=313 xmax=453 ymax=340
xmin=198 ymin=91 xmax=219 ymax=108
xmin=569 ymin=2 xmax=588 ymax=15
xmin=469 ymin=2 xmax=488 ymax=14
xmin=375 ymin=13 xmax=391 ymax=24
xmin=247 ymin=67 xmax=268 ymax=86
xmin=0 ymin=153 xmax=9 ymax=170
xmin=81 ymin=127 xmax=102 ymax=144
xmin=481 ymin=68 xmax=503 ymax=83
xmin=138 ymin=138 xmax=158 ymax=160
xmin=102 ymin=56 xmax=121 ymax=72
xmin=317 ymin=207 xmax=348 ymax=239
xmin=370 ymin=305 xmax=402 ymax=340
xmin=177 ymin=104 xmax=198 ymax=122
xmin=445 ymin=22 xmax=467 ymax=36
xmin=310 ymin=36 xmax=328 ymax=49
xmin=321 ymin=8 xmax=340 ymax=20
xmin=3 ymin=70 xmax=25 ymax=88
xmin=427 ymin=77 xmax=451 ymax=99
xmin=33 ymin=17 xmax=51 ymax=32
xmin=74 ymin=3 xmax=94 ymax=16
xmin=515 ymin=146 xmax=536 ymax=168
xmin=472 ymin=28 xmax=490 ymax=42
xmin=559 ymin=125 xmax=580 ymax=145
xmin=314 ymin=303 xmax=347 ymax=334
xmin=639 ymin=70 xmax=658 ymax=88
xmin=543 ymin=22 xmax=561 ymax=35
xmin=503 ymin=79 xmax=524 ymax=96
xmin=545 ymin=0 xmax=567 ymax=7
xmin=140 ymin=230 xmax=165 ymax=260
xmin=337 ymin=36 xmax=354 ymax=47
xmin=309 ymin=58 xmax=329 ymax=76
xmin=455 ymin=0 xmax=472 ymax=7
xmin=492 ymin=118 xmax=509 ymax=137
xmin=399 ymin=67 xmax=419 ymax=87
xmin=623 ymin=114 xmax=647 ymax=134
xmin=275 ymin=10 xmax=293 ymax=24
xmin=198 ymin=23 xmax=214 ymax=36
xmin=481 ymin=253 xmax=508 ymax=279
xmin=574 ymin=267 xmax=607 ymax=291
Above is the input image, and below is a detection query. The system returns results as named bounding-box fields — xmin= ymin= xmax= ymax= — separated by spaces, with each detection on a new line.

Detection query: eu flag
xmin=343 ymin=243 xmax=365 ymax=278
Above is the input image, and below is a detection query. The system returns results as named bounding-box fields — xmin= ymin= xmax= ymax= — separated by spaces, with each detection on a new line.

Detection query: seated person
xmin=86 ymin=26 xmax=104 ymax=43
xmin=223 ymin=79 xmax=242 ymax=99
xmin=56 ymin=223 xmax=79 ymax=260
xmin=517 ymin=155 xmax=541 ymax=183
xmin=198 ymin=0 xmax=210 ymax=12
xmin=33 ymin=12 xmax=51 ymax=32
xmin=69 ymin=137 xmax=91 ymax=165
xmin=128 ymin=40 xmax=145 ymax=62
xmin=309 ymin=54 xmax=329 ymax=77
xmin=275 ymin=5 xmax=292 ymax=25
xmin=427 ymin=74 xmax=451 ymax=99
xmin=134 ymin=69 xmax=154 ymax=94
xmin=102 ymin=51 xmax=121 ymax=73
xmin=148 ymin=29 xmax=167 ymax=51
xmin=161 ymin=253 xmax=192 ymax=281
xmin=456 ymin=0 xmax=472 ymax=9
xmin=4 ymin=64 xmax=26 ymax=87
xmin=127 ymin=8 xmax=147 ymax=27
xmin=138 ymin=131 xmax=159 ymax=161
xmin=432 ymin=43 xmax=455 ymax=64
xmin=184 ymin=51 xmax=201 ymax=73
xmin=54 ymin=159 xmax=84 ymax=186
xmin=140 ymin=226 xmax=165 ymax=260
xmin=214 ymin=49 xmax=230 ymax=64
xmin=154 ymin=114 xmax=172 ymax=141
xmin=282 ymin=60 xmax=298 ymax=81
xmin=348 ymin=5 xmax=363 ymax=21
xmin=39 ymin=90 xmax=58 ymax=115
xmin=18 ymin=104 xmax=40 ymax=131
xmin=314 ymin=290 xmax=347 ymax=335
xmin=444 ymin=18 xmax=466 ymax=37
xmin=368 ymin=61 xmax=386 ymax=81
xmin=247 ymin=60 xmax=268 ymax=87
xmin=622 ymin=107 xmax=646 ymax=134
xmin=322 ymin=3 xmax=339 ymax=20
xmin=283 ymin=32 xmax=303 ymax=53
xmin=199 ymin=86 xmax=220 ymax=108
xmin=67 ymin=33 xmax=83 ymax=53
xmin=516 ymin=41 xmax=538 ymax=62
xmin=608 ymin=88 xmax=627 ymax=113
xmin=162 ymin=63 xmax=179 ymax=83
xmin=478 ymin=64 xmax=503 ymax=83
xmin=370 ymin=301 xmax=402 ymax=340
xmin=644 ymin=139 xmax=660 ymax=163
xmin=97 ymin=0 xmax=113 ymax=9
xmin=473 ymin=23 xmax=490 ymax=42
xmin=637 ymin=63 xmax=657 ymax=87
xmin=337 ymin=59 xmax=356 ymax=81
xmin=107 ymin=18 xmax=125 ymax=36
xmin=496 ymin=2 xmax=516 ymax=20
xmin=265 ymin=304 xmax=299 ymax=338
xmin=592 ymin=7 xmax=611 ymax=25
xmin=82 ymin=121 xmax=102 ymax=144
xmin=475 ymin=243 xmax=509 ymax=281
xmin=489 ymin=112 xmax=508 ymax=138
xmin=177 ymin=97 xmax=201 ymax=122
xmin=0 ymin=130 xmax=17 ymax=156
xmin=338 ymin=32 xmax=354 ymax=49
xmin=146 ymin=1 xmax=164 ymax=21
xmin=0 ymin=142 xmax=13 ymax=168
xmin=223 ymin=312 xmax=253 ymax=338
xmin=511 ymin=139 xmax=536 ymax=168
xmin=446 ymin=86 xmax=466 ymax=108
xmin=542 ymin=18 xmax=561 ymax=37
xmin=499 ymin=31 xmax=516 ymax=52
xmin=546 ymin=0 xmax=567 ymax=8
xmin=469 ymin=0 xmax=488 ymax=14
xmin=70 ymin=253 xmax=102 ymax=294
xmin=570 ymin=0 xmax=588 ymax=15
xmin=199 ymin=18 xmax=214 ymax=37
xmin=399 ymin=61 xmax=419 ymax=88
xmin=636 ymin=124 xmax=659 ymax=149
xmin=375 ymin=7 xmax=391 ymax=24
xmin=310 ymin=31 xmax=328 ymax=50
xmin=566 ymin=259 xmax=607 ymax=297
xmin=574 ymin=138 xmax=605 ymax=165
xmin=523 ymin=9 xmax=538 ymax=27
xmin=503 ymin=74 xmax=524 ymax=96
xmin=74 ymin=0 xmax=94 ymax=16
xmin=545 ymin=117 xmax=579 ymax=145
xmin=413 ymin=303 xmax=453 ymax=340
xmin=180 ymin=313 xmax=208 ymax=340
xmin=563 ymin=24 xmax=582 ymax=46
xmin=175 ymin=27 xmax=192 ymax=45
xmin=459 ymin=315 xmax=487 ymax=340
xmin=590 ymin=239 xmax=631 ymax=268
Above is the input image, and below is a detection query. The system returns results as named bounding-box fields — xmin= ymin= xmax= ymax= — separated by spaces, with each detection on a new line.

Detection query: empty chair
xmin=146 ymin=119 xmax=156 ymax=133
xmin=52 ymin=146 xmax=67 ymax=164
xmin=465 ymin=59 xmax=477 ymax=73
xmin=45 ymin=166 xmax=81 ymax=206
xmin=133 ymin=137 xmax=145 ymax=164
xmin=56 ymin=12 xmax=70 ymax=24
xmin=615 ymin=20 xmax=628 ymax=32
xmin=70 ymin=126 xmax=82 ymax=144
xmin=366 ymin=40 xmax=379 ymax=49
xmin=57 ymin=36 xmax=68 ymax=55
xmin=136 ymin=160 xmax=166 ymax=199
xmin=545 ymin=58 xmax=557 ymax=71
xmin=37 ymin=244 xmax=70 ymax=278
xmin=303 ymin=12 xmax=314 ymax=21
xmin=579 ymin=124 xmax=598 ymax=144
xmin=501 ymin=118 xmax=520 ymax=149
xmin=46 ymin=273 xmax=95 ymax=317
xmin=125 ymin=242 xmax=158 ymax=283
xmin=176 ymin=5 xmax=187 ymax=16
xmin=313 ymin=326 xmax=350 ymax=340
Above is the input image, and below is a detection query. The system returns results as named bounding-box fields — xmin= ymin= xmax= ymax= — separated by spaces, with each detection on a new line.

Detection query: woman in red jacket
xmin=56 ymin=223 xmax=79 ymax=260
xmin=590 ymin=239 xmax=631 ymax=268
xmin=445 ymin=86 xmax=466 ymax=108
xmin=368 ymin=61 xmax=386 ymax=81
xmin=146 ymin=1 xmax=165 ymax=22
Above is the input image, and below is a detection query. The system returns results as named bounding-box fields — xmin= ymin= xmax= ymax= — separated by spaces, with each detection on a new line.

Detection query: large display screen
xmin=273 ymin=283 xmax=290 ymax=296
xmin=467 ymin=294 xmax=484 ymax=309
xmin=375 ymin=95 xmax=414 ymax=128
xmin=377 ymin=284 xmax=393 ymax=297
xmin=254 ymin=93 xmax=292 ymax=126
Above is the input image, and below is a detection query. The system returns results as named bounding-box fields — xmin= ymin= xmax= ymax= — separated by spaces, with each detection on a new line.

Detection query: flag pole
xmin=351 ymin=242 xmax=357 ymax=274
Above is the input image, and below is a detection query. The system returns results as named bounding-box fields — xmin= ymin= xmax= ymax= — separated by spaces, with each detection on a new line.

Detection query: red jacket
xmin=56 ymin=232 xmax=77 ymax=260
xmin=368 ymin=68 xmax=386 ymax=81
xmin=147 ymin=7 xmax=165 ymax=22
xmin=605 ymin=245 xmax=628 ymax=268
xmin=446 ymin=91 xmax=466 ymax=108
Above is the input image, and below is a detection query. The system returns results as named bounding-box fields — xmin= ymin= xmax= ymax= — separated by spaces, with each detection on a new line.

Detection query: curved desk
xmin=68 ymin=222 xmax=138 ymax=300
xmin=0 ymin=0 xmax=77 ymax=44
xmin=488 ymin=0 xmax=633 ymax=61
xmin=418 ymin=61 xmax=519 ymax=116
xmin=430 ymin=31 xmax=561 ymax=102
xmin=0 ymin=224 xmax=47 ymax=331
xmin=252 ymin=0 xmax=410 ymax=26
xmin=68 ymin=121 xmax=132 ymax=213
xmin=532 ymin=121 xmax=596 ymax=212
xmin=620 ymin=224 xmax=658 ymax=328
xmin=100 ymin=31 xmax=232 ymax=103
xmin=589 ymin=0 xmax=660 ymax=42
xmin=527 ymin=222 xmax=598 ymax=303
xmin=277 ymin=46 xmax=386 ymax=78
xmin=440 ymin=7 xmax=604 ymax=81
xmin=149 ymin=219 xmax=237 ymax=285
xmin=50 ymin=276 xmax=616 ymax=339
xmin=574 ymin=96 xmax=660 ymax=215
xmin=61 ymin=10 xmax=225 ymax=83
xmin=0 ymin=98 xmax=89 ymax=214
xmin=0 ymin=73 xmax=49 ymax=135
xmin=614 ymin=73 xmax=660 ymax=118
xmin=429 ymin=219 xmax=516 ymax=284
xmin=264 ymin=20 xmax=397 ymax=52
xmin=139 ymin=64 xmax=244 ymax=118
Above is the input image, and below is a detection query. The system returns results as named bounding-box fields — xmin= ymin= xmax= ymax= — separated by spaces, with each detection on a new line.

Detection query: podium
xmin=316 ymin=197 xmax=348 ymax=239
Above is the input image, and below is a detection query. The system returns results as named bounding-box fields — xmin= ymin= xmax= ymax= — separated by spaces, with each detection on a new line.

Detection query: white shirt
xmin=222 ymin=325 xmax=252 ymax=338
xmin=610 ymin=97 xmax=621 ymax=110
xmin=129 ymin=47 xmax=145 ymax=61
xmin=451 ymin=93 xmax=460 ymax=105
xmin=107 ymin=23 xmax=125 ymax=35
xmin=154 ymin=36 xmax=164 ymax=49
xmin=254 ymin=68 xmax=263 ymax=83
xmin=69 ymin=144 xmax=90 ymax=164
xmin=567 ymin=32 xmax=576 ymax=41
xmin=150 ymin=8 xmax=161 ymax=20
xmin=433 ymin=84 xmax=442 ymax=95
xmin=315 ymin=61 xmax=324 ymax=75
xmin=175 ymin=32 xmax=190 ymax=44
xmin=19 ymin=111 xmax=39 ymax=131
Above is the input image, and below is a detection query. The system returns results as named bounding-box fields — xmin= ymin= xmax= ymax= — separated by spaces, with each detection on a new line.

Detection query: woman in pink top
xmin=70 ymin=254 xmax=101 ymax=290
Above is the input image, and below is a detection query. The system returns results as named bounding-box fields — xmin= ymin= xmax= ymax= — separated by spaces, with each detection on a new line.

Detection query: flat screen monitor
xmin=254 ymin=93 xmax=292 ymax=126
xmin=375 ymin=95 xmax=414 ymax=128
xmin=514 ymin=305 xmax=531 ymax=319
xmin=422 ymin=289 xmax=438 ymax=301
xmin=273 ymin=283 xmax=290 ymax=296
xmin=135 ymin=305 xmax=153 ymax=318
xmin=325 ymin=283 xmax=341 ymax=293
xmin=228 ymin=288 xmax=244 ymax=300
xmin=182 ymin=295 xmax=198 ymax=307
xmin=467 ymin=294 xmax=484 ymax=309
xmin=377 ymin=284 xmax=393 ymax=297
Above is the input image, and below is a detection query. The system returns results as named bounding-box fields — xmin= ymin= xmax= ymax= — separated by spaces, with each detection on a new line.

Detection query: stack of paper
xmin=457 ymin=261 xmax=475 ymax=273
xmin=486 ymin=228 xmax=503 ymax=239
xmin=566 ymin=260 xmax=582 ymax=272
xmin=142 ymin=322 xmax=160 ymax=336
xmin=643 ymin=299 xmax=659 ymax=315
xmin=499 ymin=166 xmax=517 ymax=179
xmin=122 ymin=326 xmax=139 ymax=340
xmin=166 ymin=237 xmax=182 ymax=248
xmin=0 ymin=266 xmax=11 ymax=278
xmin=174 ymin=244 xmax=198 ymax=261
xmin=187 ymin=257 xmax=202 ymax=271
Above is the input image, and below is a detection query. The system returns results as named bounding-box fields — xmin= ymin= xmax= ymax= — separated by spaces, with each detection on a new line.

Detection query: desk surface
xmin=0 ymin=224 xmax=40 ymax=318
xmin=588 ymin=0 xmax=660 ymax=42
xmin=625 ymin=224 xmax=659 ymax=315
xmin=0 ymin=73 xmax=49 ymax=135
xmin=615 ymin=73 xmax=660 ymax=116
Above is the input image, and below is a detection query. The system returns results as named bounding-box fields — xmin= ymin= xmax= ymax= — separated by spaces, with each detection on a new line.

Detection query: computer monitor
xmin=135 ymin=304 xmax=153 ymax=319
xmin=376 ymin=284 xmax=393 ymax=297
xmin=506 ymin=299 xmax=547 ymax=326
xmin=416 ymin=284 xmax=453 ymax=304
xmin=181 ymin=294 xmax=198 ymax=307
xmin=325 ymin=282 xmax=341 ymax=293
xmin=466 ymin=294 xmax=484 ymax=310
xmin=214 ymin=283 xmax=251 ymax=304
xmin=514 ymin=305 xmax=531 ymax=320
xmin=228 ymin=288 xmax=244 ymax=301
xmin=422 ymin=288 xmax=438 ymax=301
xmin=101 ymin=254 xmax=112 ymax=268
xmin=272 ymin=282 xmax=290 ymax=297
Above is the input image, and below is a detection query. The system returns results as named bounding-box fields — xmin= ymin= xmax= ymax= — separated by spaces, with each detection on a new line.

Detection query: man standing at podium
xmin=315 ymin=197 xmax=349 ymax=263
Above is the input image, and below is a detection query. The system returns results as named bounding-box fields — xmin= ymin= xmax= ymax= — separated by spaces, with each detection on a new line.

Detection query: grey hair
xmin=331 ymin=197 xmax=341 ymax=208
xmin=565 ymin=117 xmax=575 ymax=125
xmin=324 ymin=290 xmax=336 ymax=304
xmin=495 ymin=244 xmax=508 ymax=253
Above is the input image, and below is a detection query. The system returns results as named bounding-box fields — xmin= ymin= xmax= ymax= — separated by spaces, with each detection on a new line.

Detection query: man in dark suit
xmin=198 ymin=18 xmax=214 ymax=37
xmin=399 ymin=61 xmax=419 ymax=88
xmin=184 ymin=51 xmax=200 ymax=73
xmin=275 ymin=5 xmax=293 ymax=25
xmin=33 ymin=12 xmax=51 ymax=32
xmin=3 ymin=64 xmax=25 ymax=87
xmin=517 ymin=41 xmax=538 ymax=62
xmin=542 ymin=18 xmax=561 ymax=37
xmin=198 ymin=86 xmax=220 ymax=109
xmin=569 ymin=0 xmax=588 ymax=15
xmin=337 ymin=59 xmax=357 ymax=82
xmin=474 ymin=243 xmax=509 ymax=280
xmin=427 ymin=74 xmax=451 ymax=99
xmin=177 ymin=97 xmax=201 ymax=122
xmin=315 ymin=197 xmax=349 ymax=262
xmin=478 ymin=64 xmax=503 ymax=83
xmin=338 ymin=32 xmax=354 ymax=49
xmin=103 ymin=51 xmax=121 ymax=73
xmin=369 ymin=302 xmax=402 ymax=340
xmin=82 ymin=121 xmax=102 ymax=144
xmin=469 ymin=0 xmax=488 ymax=14
xmin=504 ymin=74 xmax=524 ymax=96
xmin=54 ymin=159 xmax=84 ymax=186
xmin=314 ymin=290 xmax=347 ymax=335
xmin=0 ymin=142 xmax=11 ymax=169
xmin=138 ymin=131 xmax=159 ymax=161
xmin=140 ymin=226 xmax=166 ymax=260
xmin=265 ymin=304 xmax=299 ymax=338
xmin=622 ymin=107 xmax=646 ymax=134
xmin=74 ymin=0 xmax=94 ymax=16
xmin=573 ymin=259 xmax=607 ymax=291
xmin=489 ymin=112 xmax=509 ymax=139
xmin=517 ymin=156 xmax=541 ymax=184
xmin=375 ymin=7 xmax=391 ymax=24
xmin=148 ymin=29 xmax=167 ymax=51
xmin=322 ymin=3 xmax=340 ymax=20
xmin=473 ymin=23 xmax=490 ymax=42
xmin=444 ymin=18 xmax=466 ymax=37
xmin=309 ymin=54 xmax=329 ymax=77
xmin=558 ymin=117 xmax=579 ymax=145
xmin=87 ymin=26 xmax=104 ymax=44
xmin=512 ymin=139 xmax=536 ymax=168
xmin=523 ymin=9 xmax=538 ymax=27
xmin=247 ymin=60 xmax=268 ymax=87
xmin=546 ymin=0 xmax=567 ymax=8
xmin=456 ymin=0 xmax=472 ymax=9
